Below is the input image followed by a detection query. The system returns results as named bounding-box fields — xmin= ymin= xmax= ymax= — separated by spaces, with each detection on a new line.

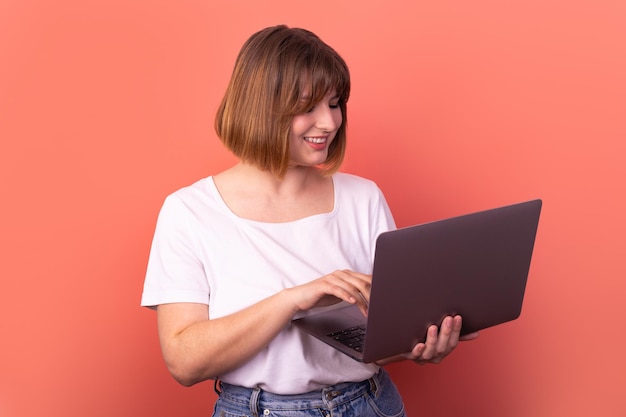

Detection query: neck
xmin=233 ymin=163 xmax=324 ymax=196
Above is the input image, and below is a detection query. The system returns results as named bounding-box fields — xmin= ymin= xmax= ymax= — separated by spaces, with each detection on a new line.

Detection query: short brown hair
xmin=215 ymin=25 xmax=350 ymax=177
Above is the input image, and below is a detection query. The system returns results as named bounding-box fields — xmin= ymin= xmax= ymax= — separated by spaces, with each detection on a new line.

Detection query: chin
xmin=290 ymin=156 xmax=329 ymax=168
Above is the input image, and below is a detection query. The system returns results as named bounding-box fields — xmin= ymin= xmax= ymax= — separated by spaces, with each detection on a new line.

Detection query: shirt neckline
xmin=206 ymin=175 xmax=339 ymax=226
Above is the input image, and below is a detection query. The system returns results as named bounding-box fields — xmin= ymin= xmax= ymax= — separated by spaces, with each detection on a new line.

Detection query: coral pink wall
xmin=1 ymin=1 xmax=624 ymax=416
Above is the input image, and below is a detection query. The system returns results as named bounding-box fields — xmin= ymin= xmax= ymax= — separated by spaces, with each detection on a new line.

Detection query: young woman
xmin=142 ymin=25 xmax=476 ymax=417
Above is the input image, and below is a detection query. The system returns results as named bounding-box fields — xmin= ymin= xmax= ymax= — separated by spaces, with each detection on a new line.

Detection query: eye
xmin=303 ymin=100 xmax=340 ymax=113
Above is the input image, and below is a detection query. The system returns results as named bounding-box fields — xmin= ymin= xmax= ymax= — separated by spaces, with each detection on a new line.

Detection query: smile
xmin=304 ymin=137 xmax=327 ymax=144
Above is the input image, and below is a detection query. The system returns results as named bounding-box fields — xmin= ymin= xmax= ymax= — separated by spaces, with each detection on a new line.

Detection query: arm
xmin=157 ymin=270 xmax=371 ymax=386
xmin=158 ymin=291 xmax=295 ymax=386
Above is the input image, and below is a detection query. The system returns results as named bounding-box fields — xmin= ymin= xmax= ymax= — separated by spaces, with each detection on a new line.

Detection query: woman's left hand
xmin=375 ymin=315 xmax=479 ymax=366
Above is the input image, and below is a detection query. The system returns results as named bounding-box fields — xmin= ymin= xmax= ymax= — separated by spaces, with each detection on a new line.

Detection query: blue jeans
xmin=212 ymin=369 xmax=407 ymax=417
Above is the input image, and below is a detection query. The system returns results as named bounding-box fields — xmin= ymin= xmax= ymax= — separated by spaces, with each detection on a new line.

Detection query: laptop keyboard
xmin=327 ymin=326 xmax=366 ymax=352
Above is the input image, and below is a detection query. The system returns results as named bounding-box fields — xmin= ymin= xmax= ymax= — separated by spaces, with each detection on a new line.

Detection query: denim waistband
xmin=216 ymin=371 xmax=382 ymax=415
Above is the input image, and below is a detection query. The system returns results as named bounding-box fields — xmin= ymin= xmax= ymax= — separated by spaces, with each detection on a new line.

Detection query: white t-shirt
xmin=141 ymin=172 xmax=396 ymax=394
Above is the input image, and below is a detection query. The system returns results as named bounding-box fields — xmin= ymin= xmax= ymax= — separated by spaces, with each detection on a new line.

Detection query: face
xmin=288 ymin=91 xmax=343 ymax=168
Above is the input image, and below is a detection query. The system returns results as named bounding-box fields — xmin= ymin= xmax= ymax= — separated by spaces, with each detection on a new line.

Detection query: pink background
xmin=1 ymin=1 xmax=625 ymax=416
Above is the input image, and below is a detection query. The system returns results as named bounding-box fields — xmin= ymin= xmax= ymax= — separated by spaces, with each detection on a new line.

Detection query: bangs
xmin=287 ymin=45 xmax=351 ymax=114
xmin=306 ymin=62 xmax=350 ymax=104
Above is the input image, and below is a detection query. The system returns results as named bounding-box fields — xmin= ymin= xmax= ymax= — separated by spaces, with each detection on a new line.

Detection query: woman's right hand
xmin=285 ymin=270 xmax=372 ymax=317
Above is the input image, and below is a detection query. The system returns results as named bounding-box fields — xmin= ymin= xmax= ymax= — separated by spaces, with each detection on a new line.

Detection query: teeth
xmin=304 ymin=137 xmax=326 ymax=144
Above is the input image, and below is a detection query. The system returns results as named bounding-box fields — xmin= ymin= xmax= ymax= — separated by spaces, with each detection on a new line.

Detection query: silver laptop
xmin=292 ymin=199 xmax=542 ymax=363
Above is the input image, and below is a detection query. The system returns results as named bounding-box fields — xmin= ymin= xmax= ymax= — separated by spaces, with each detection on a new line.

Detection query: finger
xmin=433 ymin=316 xmax=452 ymax=355
xmin=405 ymin=316 xmax=466 ymax=366
xmin=329 ymin=271 xmax=372 ymax=304
xmin=436 ymin=316 xmax=462 ymax=354
xmin=337 ymin=270 xmax=372 ymax=300
xmin=356 ymin=291 xmax=369 ymax=316
xmin=322 ymin=273 xmax=370 ymax=314
xmin=448 ymin=315 xmax=463 ymax=345
xmin=408 ymin=342 xmax=426 ymax=362
xmin=419 ymin=324 xmax=439 ymax=361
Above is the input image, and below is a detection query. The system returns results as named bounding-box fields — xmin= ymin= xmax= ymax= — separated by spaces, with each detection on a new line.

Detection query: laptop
xmin=292 ymin=199 xmax=542 ymax=363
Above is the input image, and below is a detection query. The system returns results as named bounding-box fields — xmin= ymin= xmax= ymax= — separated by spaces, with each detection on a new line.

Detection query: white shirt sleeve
xmin=141 ymin=194 xmax=210 ymax=308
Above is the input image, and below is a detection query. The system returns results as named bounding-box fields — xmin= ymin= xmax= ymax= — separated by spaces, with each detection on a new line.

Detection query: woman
xmin=142 ymin=25 xmax=476 ymax=416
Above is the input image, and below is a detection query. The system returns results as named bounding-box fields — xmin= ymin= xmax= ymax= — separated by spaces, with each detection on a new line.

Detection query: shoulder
xmin=157 ymin=176 xmax=224 ymax=223
xmin=163 ymin=177 xmax=216 ymax=207
xmin=333 ymin=172 xmax=380 ymax=190
xmin=333 ymin=172 xmax=384 ymax=199
xmin=167 ymin=176 xmax=214 ymax=199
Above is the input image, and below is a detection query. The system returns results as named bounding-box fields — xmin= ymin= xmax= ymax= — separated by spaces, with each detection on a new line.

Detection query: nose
xmin=314 ymin=105 xmax=341 ymax=132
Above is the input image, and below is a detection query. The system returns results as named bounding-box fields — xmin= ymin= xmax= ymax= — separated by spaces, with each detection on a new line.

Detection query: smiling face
xmin=215 ymin=26 xmax=350 ymax=177
xmin=288 ymin=91 xmax=343 ymax=168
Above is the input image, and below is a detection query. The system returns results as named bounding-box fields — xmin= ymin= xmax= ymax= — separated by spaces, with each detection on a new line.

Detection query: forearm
xmin=158 ymin=290 xmax=297 ymax=386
